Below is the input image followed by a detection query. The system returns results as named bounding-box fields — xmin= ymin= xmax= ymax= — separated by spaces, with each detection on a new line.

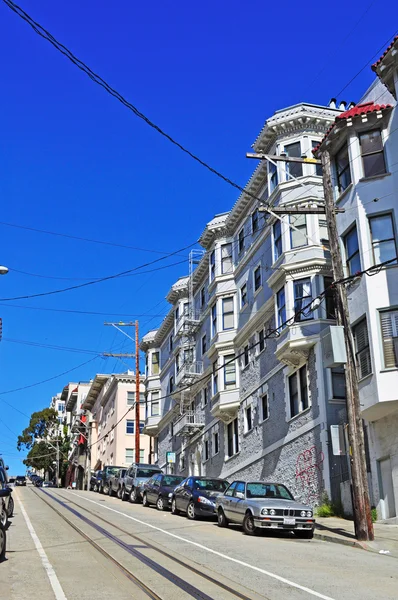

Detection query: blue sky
xmin=0 ymin=0 xmax=397 ymax=473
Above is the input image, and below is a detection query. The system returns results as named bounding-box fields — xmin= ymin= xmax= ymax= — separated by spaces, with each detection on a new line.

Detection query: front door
xmin=378 ymin=458 xmax=396 ymax=519
xmin=229 ymin=481 xmax=246 ymax=523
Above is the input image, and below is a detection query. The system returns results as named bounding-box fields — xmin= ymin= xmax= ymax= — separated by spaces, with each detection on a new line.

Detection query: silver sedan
xmin=215 ymin=481 xmax=315 ymax=538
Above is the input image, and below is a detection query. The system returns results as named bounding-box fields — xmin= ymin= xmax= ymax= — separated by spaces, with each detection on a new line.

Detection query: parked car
xmin=90 ymin=470 xmax=103 ymax=492
xmin=215 ymin=481 xmax=315 ymax=538
xmin=142 ymin=474 xmax=184 ymax=511
xmin=42 ymin=481 xmax=56 ymax=488
xmin=0 ymin=520 xmax=6 ymax=562
xmin=122 ymin=464 xmax=163 ymax=503
xmin=171 ymin=477 xmax=229 ymax=520
xmin=15 ymin=476 xmax=27 ymax=487
xmin=97 ymin=466 xmax=124 ymax=495
xmin=108 ymin=468 xmax=127 ymax=497
xmin=33 ymin=477 xmax=44 ymax=487
xmin=0 ymin=467 xmax=13 ymax=526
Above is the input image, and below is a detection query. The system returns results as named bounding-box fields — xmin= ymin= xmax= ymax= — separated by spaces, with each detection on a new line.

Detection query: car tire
xmin=130 ymin=488 xmax=138 ymax=503
xmin=7 ymin=496 xmax=14 ymax=518
xmin=121 ymin=487 xmax=127 ymax=501
xmin=171 ymin=498 xmax=180 ymax=515
xmin=156 ymin=496 xmax=165 ymax=511
xmin=243 ymin=513 xmax=257 ymax=536
xmin=294 ymin=529 xmax=314 ymax=540
xmin=0 ymin=523 xmax=6 ymax=562
xmin=217 ymin=508 xmax=229 ymax=528
xmin=142 ymin=493 xmax=149 ymax=507
xmin=187 ymin=501 xmax=196 ymax=520
xmin=108 ymin=486 xmax=115 ymax=497
xmin=117 ymin=487 xmax=122 ymax=500
xmin=103 ymin=484 xmax=109 ymax=495
xmin=93 ymin=483 xmax=98 ymax=493
xmin=0 ymin=507 xmax=7 ymax=528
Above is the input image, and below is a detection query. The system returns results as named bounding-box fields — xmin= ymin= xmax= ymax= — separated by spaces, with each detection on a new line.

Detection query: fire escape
xmin=174 ymin=250 xmax=205 ymax=438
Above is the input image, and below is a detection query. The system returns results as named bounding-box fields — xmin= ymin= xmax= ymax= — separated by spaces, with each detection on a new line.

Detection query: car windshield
xmin=16 ymin=476 xmax=25 ymax=481
xmin=194 ymin=479 xmax=228 ymax=492
xmin=137 ymin=469 xmax=161 ymax=478
xmin=106 ymin=467 xmax=122 ymax=476
xmin=162 ymin=476 xmax=184 ymax=486
xmin=120 ymin=469 xmax=127 ymax=477
xmin=246 ymin=483 xmax=294 ymax=500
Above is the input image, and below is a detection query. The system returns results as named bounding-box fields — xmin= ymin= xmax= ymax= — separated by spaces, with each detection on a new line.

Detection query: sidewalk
xmin=315 ymin=516 xmax=398 ymax=558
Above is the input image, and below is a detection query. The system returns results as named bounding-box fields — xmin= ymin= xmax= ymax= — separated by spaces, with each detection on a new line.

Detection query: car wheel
xmin=130 ymin=488 xmax=138 ymax=503
xmin=243 ymin=513 xmax=257 ymax=536
xmin=117 ymin=487 xmax=122 ymax=500
xmin=156 ymin=496 xmax=165 ymax=511
xmin=294 ymin=529 xmax=314 ymax=540
xmin=103 ymin=484 xmax=109 ymax=495
xmin=0 ymin=523 xmax=6 ymax=562
xmin=121 ymin=487 xmax=127 ymax=501
xmin=217 ymin=508 xmax=229 ymax=528
xmin=142 ymin=493 xmax=149 ymax=507
xmin=187 ymin=501 xmax=196 ymax=520
xmin=171 ymin=498 xmax=180 ymax=515
xmin=0 ymin=508 xmax=7 ymax=528
xmin=7 ymin=496 xmax=14 ymax=518
xmin=93 ymin=483 xmax=98 ymax=492
xmin=108 ymin=486 xmax=115 ymax=497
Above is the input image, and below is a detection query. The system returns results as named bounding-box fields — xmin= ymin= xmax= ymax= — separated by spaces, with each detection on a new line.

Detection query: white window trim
xmin=251 ymin=209 xmax=259 ymax=235
xmin=286 ymin=365 xmax=311 ymax=421
xmin=253 ymin=262 xmax=263 ymax=295
xmin=256 ymin=328 xmax=266 ymax=356
xmin=259 ymin=384 xmax=269 ymax=423
xmin=225 ymin=417 xmax=240 ymax=461
xmin=244 ymin=403 xmax=254 ymax=435
xmin=241 ymin=344 xmax=250 ymax=371
xmin=212 ymin=425 xmax=220 ymax=457
xmin=223 ymin=353 xmax=237 ymax=392
xmin=240 ymin=282 xmax=248 ymax=310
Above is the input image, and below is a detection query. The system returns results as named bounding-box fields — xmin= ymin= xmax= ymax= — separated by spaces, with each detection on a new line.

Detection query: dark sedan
xmin=15 ymin=476 xmax=26 ymax=487
xmin=142 ymin=474 xmax=184 ymax=511
xmin=171 ymin=476 xmax=229 ymax=520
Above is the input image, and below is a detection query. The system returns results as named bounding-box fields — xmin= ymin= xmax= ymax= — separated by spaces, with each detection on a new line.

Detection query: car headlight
xmin=197 ymin=496 xmax=214 ymax=506
xmin=269 ymin=509 xmax=276 ymax=516
xmin=301 ymin=510 xmax=306 ymax=517
xmin=261 ymin=508 xmax=268 ymax=515
xmin=168 ymin=492 xmax=173 ymax=498
xmin=306 ymin=511 xmax=312 ymax=518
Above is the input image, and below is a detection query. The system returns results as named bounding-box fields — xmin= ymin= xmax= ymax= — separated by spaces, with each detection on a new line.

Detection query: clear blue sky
xmin=0 ymin=0 xmax=397 ymax=473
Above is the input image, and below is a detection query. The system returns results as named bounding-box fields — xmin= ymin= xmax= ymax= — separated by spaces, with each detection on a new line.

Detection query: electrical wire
xmin=0 ymin=302 xmax=169 ymax=317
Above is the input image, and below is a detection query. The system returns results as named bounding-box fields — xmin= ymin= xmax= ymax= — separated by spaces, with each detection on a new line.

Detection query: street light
xmin=0 ymin=266 xmax=9 ymax=275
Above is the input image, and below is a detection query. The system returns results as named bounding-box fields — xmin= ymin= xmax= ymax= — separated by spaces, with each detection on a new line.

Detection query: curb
xmin=314 ymin=531 xmax=365 ymax=550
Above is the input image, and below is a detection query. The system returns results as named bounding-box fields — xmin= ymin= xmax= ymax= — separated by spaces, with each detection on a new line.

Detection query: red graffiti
xmin=295 ymin=446 xmax=324 ymax=503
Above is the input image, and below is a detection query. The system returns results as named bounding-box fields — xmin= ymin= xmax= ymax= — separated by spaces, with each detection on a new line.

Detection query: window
xmin=243 ymin=345 xmax=249 ymax=367
xmin=202 ymin=334 xmax=207 ymax=356
xmin=344 ymin=226 xmax=361 ymax=275
xmin=277 ymin=287 xmax=286 ymax=329
xmin=359 ymin=130 xmax=386 ymax=178
xmin=210 ymin=250 xmax=216 ymax=281
xmin=151 ymin=391 xmax=160 ymax=416
xmin=290 ymin=214 xmax=307 ymax=248
xmin=319 ymin=218 xmax=329 ymax=245
xmin=227 ymin=418 xmax=239 ymax=457
xmin=312 ymin=141 xmax=323 ymax=176
xmin=222 ymin=297 xmax=234 ymax=330
xmin=369 ymin=214 xmax=397 ymax=266
xmin=273 ymin=220 xmax=282 ymax=261
xmin=258 ymin=329 xmax=265 ymax=353
xmin=200 ymin=286 xmax=206 ymax=308
xmin=251 ymin=209 xmax=259 ymax=234
xmin=184 ymin=347 xmax=194 ymax=364
xmin=176 ymin=352 xmax=181 ymax=373
xmin=126 ymin=420 xmax=134 ymax=434
xmin=269 ymin=161 xmax=278 ymax=193
xmin=139 ymin=392 xmax=145 ymax=404
xmin=213 ymin=431 xmax=219 ymax=455
xmin=169 ymin=334 xmax=174 ymax=352
xmin=288 ymin=365 xmax=309 ymax=418
xmin=238 ymin=228 xmax=245 ymax=254
xmin=169 ymin=376 xmax=174 ymax=393
xmin=204 ymin=440 xmax=209 ymax=461
xmin=353 ymin=319 xmax=372 ymax=379
xmin=240 ymin=283 xmax=247 ymax=308
xmin=58 ymin=403 xmax=65 ymax=413
xmin=336 ymin=143 xmax=352 ymax=193
xmin=139 ymin=449 xmax=145 ymax=462
xmin=175 ymin=306 xmax=179 ymax=322
xmin=221 ymin=243 xmax=233 ymax=274
xmin=212 ymin=361 xmax=218 ymax=396
xmin=294 ymin=278 xmax=313 ymax=321
xmin=261 ymin=394 xmax=269 ymax=421
xmin=225 ymin=482 xmax=237 ymax=497
xmin=324 ymin=277 xmax=336 ymax=319
xmin=211 ymin=304 xmax=217 ymax=337
xmin=151 ymin=352 xmax=160 ymax=375
xmin=224 ymin=354 xmax=236 ymax=390
xmin=331 ymin=368 xmax=346 ymax=399
xmin=245 ymin=406 xmax=253 ymax=432
xmin=125 ymin=448 xmax=134 ymax=463
xmin=58 ymin=417 xmax=63 ymax=425
xmin=139 ymin=422 xmax=145 ymax=434
xmin=254 ymin=265 xmax=262 ymax=292
xmin=169 ymin=422 xmax=174 ymax=437
xmin=284 ymin=141 xmax=303 ymax=179
xmin=127 ymin=392 xmax=134 ymax=406
xmin=380 ymin=310 xmax=398 ymax=368
xmin=202 ymin=387 xmax=208 ymax=406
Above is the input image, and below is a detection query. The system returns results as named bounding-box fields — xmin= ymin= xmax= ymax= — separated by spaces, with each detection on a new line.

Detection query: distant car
xmin=123 ymin=464 xmax=163 ymax=503
xmin=42 ymin=481 xmax=56 ymax=488
xmin=108 ymin=468 xmax=127 ymax=497
xmin=215 ymin=481 xmax=315 ymax=538
xmin=90 ymin=470 xmax=103 ymax=492
xmin=97 ymin=466 xmax=125 ymax=495
xmin=15 ymin=476 xmax=27 ymax=487
xmin=33 ymin=477 xmax=44 ymax=487
xmin=171 ymin=477 xmax=229 ymax=520
xmin=142 ymin=474 xmax=184 ymax=511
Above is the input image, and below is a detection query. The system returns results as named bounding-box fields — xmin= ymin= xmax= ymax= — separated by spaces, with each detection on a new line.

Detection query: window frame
xmin=253 ymin=264 xmax=262 ymax=293
xmin=169 ymin=376 xmax=174 ymax=394
xmin=201 ymin=333 xmax=207 ymax=356
xmin=290 ymin=213 xmax=308 ymax=249
xmin=380 ymin=309 xmax=398 ymax=369
xmin=251 ymin=209 xmax=259 ymax=234
xmin=125 ymin=448 xmax=134 ymax=464
xmin=221 ymin=243 xmax=233 ymax=275
xmin=211 ymin=303 xmax=217 ymax=337
xmin=359 ymin=129 xmax=387 ymax=179
xmin=227 ymin=417 xmax=239 ymax=458
xmin=212 ymin=430 xmax=219 ymax=456
xmin=293 ymin=277 xmax=313 ymax=322
xmin=344 ymin=225 xmax=361 ymax=276
xmin=368 ymin=213 xmax=397 ymax=267
xmin=284 ymin=140 xmax=303 ymax=180
xmin=243 ymin=344 xmax=249 ymax=368
xmin=210 ymin=250 xmax=216 ymax=281
xmin=288 ymin=365 xmax=309 ymax=419
xmin=335 ymin=143 xmax=352 ymax=194
xmin=261 ymin=393 xmax=269 ymax=422
xmin=224 ymin=354 xmax=236 ymax=390
xmin=204 ymin=439 xmax=209 ymax=462
xmin=240 ymin=282 xmax=247 ymax=308
xmin=151 ymin=351 xmax=160 ymax=376
xmin=273 ymin=220 xmax=282 ymax=261
xmin=353 ymin=318 xmax=372 ymax=380
xmin=277 ymin=286 xmax=286 ymax=330
xmin=258 ymin=328 xmax=265 ymax=353
xmin=126 ymin=420 xmax=135 ymax=435
xmin=222 ymin=297 xmax=234 ymax=331
xmin=212 ymin=361 xmax=218 ymax=396
xmin=238 ymin=228 xmax=245 ymax=254
xmin=245 ymin=405 xmax=253 ymax=433
xmin=151 ymin=391 xmax=160 ymax=417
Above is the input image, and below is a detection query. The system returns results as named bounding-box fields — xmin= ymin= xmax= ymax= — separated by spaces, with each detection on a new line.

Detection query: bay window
xmin=335 ymin=143 xmax=352 ymax=193
xmin=151 ymin=391 xmax=160 ymax=416
xmin=353 ymin=318 xmax=371 ymax=379
xmin=277 ymin=287 xmax=286 ymax=329
xmin=273 ymin=220 xmax=282 ymax=260
xmin=290 ymin=214 xmax=307 ymax=248
xmin=380 ymin=310 xmax=398 ymax=369
xmin=293 ymin=278 xmax=313 ymax=321
xmin=284 ymin=141 xmax=303 ymax=179
xmin=359 ymin=130 xmax=386 ymax=178
xmin=222 ymin=297 xmax=234 ymax=330
xmin=221 ymin=243 xmax=233 ymax=274
xmin=344 ymin=226 xmax=361 ymax=275
xmin=224 ymin=354 xmax=236 ymax=390
xmin=369 ymin=214 xmax=397 ymax=266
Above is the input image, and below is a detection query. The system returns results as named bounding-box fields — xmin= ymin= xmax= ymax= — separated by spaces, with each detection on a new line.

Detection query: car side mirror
xmin=0 ymin=488 xmax=11 ymax=498
xmin=235 ymin=492 xmax=245 ymax=499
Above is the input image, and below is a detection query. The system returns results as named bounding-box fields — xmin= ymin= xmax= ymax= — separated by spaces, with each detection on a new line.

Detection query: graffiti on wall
xmin=295 ymin=445 xmax=324 ymax=504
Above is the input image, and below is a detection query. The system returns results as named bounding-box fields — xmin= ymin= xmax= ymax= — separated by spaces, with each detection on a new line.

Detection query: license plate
xmin=283 ymin=518 xmax=296 ymax=525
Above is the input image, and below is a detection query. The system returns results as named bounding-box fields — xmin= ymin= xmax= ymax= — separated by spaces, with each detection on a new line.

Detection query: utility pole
xmin=85 ymin=419 xmax=92 ymax=492
xmin=320 ymin=150 xmax=374 ymax=541
xmin=56 ymin=440 xmax=59 ymax=488
xmin=135 ymin=320 xmax=140 ymax=465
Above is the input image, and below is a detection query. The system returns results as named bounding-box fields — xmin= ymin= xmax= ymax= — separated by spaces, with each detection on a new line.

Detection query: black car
xmin=15 ymin=476 xmax=26 ymax=487
xmin=171 ymin=476 xmax=229 ymax=520
xmin=142 ymin=474 xmax=184 ymax=511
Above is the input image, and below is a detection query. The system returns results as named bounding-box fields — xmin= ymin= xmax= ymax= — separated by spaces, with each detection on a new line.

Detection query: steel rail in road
xmin=31 ymin=487 xmax=262 ymax=600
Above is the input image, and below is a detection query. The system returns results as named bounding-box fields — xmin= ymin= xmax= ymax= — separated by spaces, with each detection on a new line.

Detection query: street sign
xmin=166 ymin=452 xmax=176 ymax=464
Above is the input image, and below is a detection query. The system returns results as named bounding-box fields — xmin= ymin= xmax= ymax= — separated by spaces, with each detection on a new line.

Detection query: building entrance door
xmin=378 ymin=457 xmax=396 ymax=519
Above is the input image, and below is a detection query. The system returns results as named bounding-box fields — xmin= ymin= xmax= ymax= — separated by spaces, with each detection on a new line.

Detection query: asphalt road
xmin=1 ymin=486 xmax=397 ymax=600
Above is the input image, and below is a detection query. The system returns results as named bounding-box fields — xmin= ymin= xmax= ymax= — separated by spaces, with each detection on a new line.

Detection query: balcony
xmin=175 ymin=361 xmax=203 ymax=387
xmin=143 ymin=414 xmax=162 ymax=436
xmin=175 ymin=310 xmax=203 ymax=338
xmin=174 ymin=411 xmax=205 ymax=437
xmin=275 ymin=323 xmax=318 ymax=367
xmin=211 ymin=389 xmax=240 ymax=423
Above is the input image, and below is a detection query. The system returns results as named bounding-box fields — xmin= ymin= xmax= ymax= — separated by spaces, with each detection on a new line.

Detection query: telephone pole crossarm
xmin=246 ymin=152 xmax=321 ymax=164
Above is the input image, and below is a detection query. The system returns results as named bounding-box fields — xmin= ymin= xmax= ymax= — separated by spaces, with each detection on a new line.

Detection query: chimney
xmin=339 ymin=100 xmax=347 ymax=111
xmin=329 ymin=98 xmax=337 ymax=109
xmin=347 ymin=101 xmax=356 ymax=110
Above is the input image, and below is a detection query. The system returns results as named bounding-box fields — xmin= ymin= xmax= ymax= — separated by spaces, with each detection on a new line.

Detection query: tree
xmin=23 ymin=440 xmax=56 ymax=474
xmin=17 ymin=408 xmax=58 ymax=451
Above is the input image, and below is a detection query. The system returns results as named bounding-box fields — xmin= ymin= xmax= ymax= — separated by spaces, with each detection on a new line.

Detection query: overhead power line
xmin=0 ymin=302 xmax=168 ymax=318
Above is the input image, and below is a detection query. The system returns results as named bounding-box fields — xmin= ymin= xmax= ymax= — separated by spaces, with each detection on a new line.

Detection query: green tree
xmin=17 ymin=408 xmax=58 ymax=450
xmin=23 ymin=440 xmax=56 ymax=474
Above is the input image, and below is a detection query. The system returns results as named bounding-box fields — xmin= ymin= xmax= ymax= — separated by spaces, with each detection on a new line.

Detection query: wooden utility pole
xmin=321 ymin=150 xmax=374 ymax=541
xmin=135 ymin=320 xmax=140 ymax=465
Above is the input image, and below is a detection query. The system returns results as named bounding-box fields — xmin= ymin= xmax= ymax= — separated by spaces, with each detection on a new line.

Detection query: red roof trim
xmin=72 ymin=387 xmax=78 ymax=393
xmin=372 ymin=35 xmax=398 ymax=70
